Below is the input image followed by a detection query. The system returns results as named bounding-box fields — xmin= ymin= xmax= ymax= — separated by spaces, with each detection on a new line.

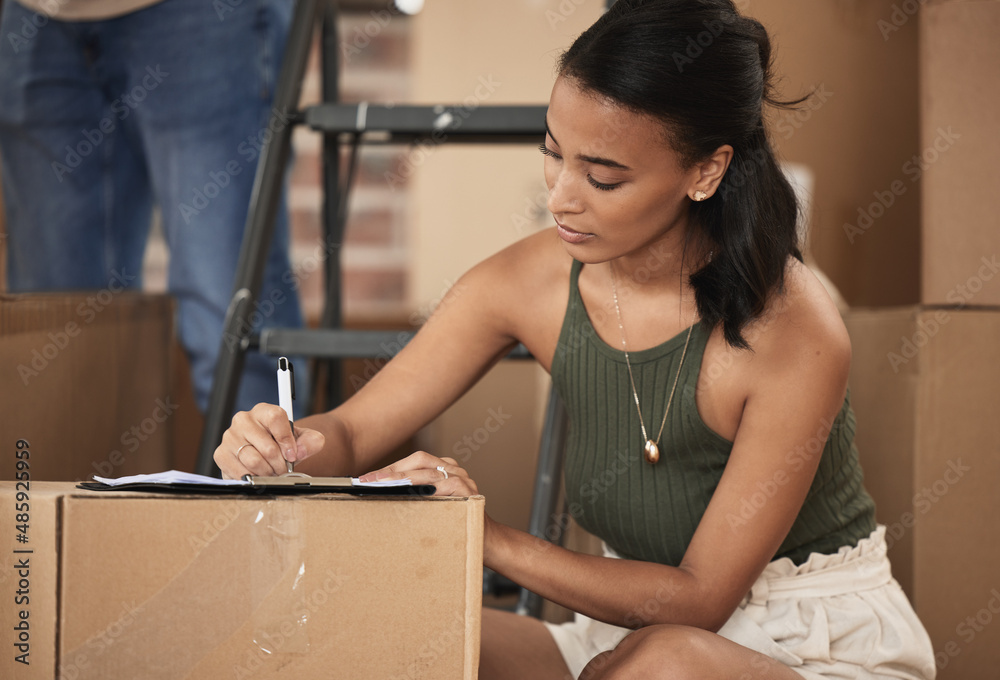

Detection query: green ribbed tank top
xmin=551 ymin=259 xmax=877 ymax=566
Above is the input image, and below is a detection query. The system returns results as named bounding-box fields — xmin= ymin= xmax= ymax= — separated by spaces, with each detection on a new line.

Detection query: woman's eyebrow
xmin=545 ymin=117 xmax=632 ymax=171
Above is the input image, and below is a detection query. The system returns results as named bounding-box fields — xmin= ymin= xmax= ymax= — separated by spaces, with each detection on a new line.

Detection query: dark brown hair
xmin=559 ymin=0 xmax=806 ymax=350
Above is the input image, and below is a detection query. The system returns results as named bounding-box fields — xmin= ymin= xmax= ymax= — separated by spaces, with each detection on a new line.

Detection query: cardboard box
xmin=920 ymin=1 xmax=1000 ymax=305
xmin=844 ymin=307 xmax=1000 ymax=680
xmin=0 ymin=188 xmax=7 ymax=294
xmin=0 ymin=482 xmax=484 ymax=679
xmin=0 ymin=294 xmax=173 ymax=482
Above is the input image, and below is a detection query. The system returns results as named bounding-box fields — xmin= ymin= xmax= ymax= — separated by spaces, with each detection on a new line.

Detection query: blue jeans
xmin=0 ymin=0 xmax=308 ymax=417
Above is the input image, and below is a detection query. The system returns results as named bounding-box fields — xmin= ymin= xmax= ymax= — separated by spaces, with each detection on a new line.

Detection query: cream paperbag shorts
xmin=543 ymin=526 xmax=936 ymax=679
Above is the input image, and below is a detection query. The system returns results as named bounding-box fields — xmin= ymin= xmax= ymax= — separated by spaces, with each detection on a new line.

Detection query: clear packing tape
xmin=63 ymin=499 xmax=309 ymax=679
xmin=250 ymin=502 xmax=310 ymax=657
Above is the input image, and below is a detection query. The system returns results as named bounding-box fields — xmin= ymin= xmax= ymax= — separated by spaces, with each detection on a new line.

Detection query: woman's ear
xmin=688 ymin=144 xmax=734 ymax=201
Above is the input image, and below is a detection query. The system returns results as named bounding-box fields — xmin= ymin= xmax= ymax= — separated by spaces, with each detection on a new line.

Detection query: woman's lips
xmin=556 ymin=221 xmax=594 ymax=244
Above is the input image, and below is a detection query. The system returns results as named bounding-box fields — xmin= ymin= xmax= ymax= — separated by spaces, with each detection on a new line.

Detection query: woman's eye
xmin=588 ymin=177 xmax=622 ymax=191
xmin=538 ymin=143 xmax=561 ymax=159
xmin=541 ymin=142 xmax=622 ymax=191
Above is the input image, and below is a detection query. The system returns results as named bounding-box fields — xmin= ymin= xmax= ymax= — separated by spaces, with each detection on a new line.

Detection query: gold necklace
xmin=610 ymin=263 xmax=693 ymax=464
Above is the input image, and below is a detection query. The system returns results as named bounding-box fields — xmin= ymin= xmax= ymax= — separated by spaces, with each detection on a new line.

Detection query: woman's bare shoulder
xmin=488 ymin=226 xmax=572 ymax=271
xmin=468 ymin=227 xmax=574 ymax=362
xmin=743 ymin=258 xmax=852 ymax=377
xmin=470 ymin=227 xmax=572 ymax=298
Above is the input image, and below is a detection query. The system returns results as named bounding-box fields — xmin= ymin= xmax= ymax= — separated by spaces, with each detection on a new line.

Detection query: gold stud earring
xmin=694 ymin=190 xmax=708 ymax=201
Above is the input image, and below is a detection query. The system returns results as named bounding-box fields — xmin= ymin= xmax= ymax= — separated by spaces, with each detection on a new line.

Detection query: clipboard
xmin=77 ymin=475 xmax=436 ymax=497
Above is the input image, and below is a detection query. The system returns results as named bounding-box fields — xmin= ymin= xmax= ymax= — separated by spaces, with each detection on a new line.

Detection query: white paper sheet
xmin=92 ymin=470 xmax=413 ymax=487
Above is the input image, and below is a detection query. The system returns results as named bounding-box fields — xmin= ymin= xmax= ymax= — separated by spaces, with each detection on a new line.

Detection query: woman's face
xmin=543 ymin=75 xmax=699 ymax=265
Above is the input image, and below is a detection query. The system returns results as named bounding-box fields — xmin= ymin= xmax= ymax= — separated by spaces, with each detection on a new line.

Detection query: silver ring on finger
xmin=236 ymin=443 xmax=252 ymax=457
xmin=436 ymin=465 xmax=449 ymax=480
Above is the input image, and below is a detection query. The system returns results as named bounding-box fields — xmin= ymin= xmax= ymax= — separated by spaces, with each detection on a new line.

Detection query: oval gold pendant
xmin=643 ymin=439 xmax=660 ymax=464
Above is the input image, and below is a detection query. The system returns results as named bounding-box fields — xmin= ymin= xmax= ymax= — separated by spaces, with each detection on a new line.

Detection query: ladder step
xmin=257 ymin=328 xmax=533 ymax=360
xmin=303 ymin=103 xmax=546 ymax=143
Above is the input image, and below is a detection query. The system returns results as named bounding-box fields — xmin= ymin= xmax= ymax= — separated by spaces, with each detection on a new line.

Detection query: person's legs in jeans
xmin=0 ymin=3 xmax=152 ymax=292
xmin=116 ymin=0 xmax=307 ymax=415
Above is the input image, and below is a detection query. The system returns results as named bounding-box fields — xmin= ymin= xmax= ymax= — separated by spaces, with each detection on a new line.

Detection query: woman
xmin=215 ymin=1 xmax=936 ymax=678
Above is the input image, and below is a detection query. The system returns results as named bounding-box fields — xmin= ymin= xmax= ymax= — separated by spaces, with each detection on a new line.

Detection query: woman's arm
xmin=372 ymin=263 xmax=853 ymax=632
xmin=214 ymin=230 xmax=570 ymax=479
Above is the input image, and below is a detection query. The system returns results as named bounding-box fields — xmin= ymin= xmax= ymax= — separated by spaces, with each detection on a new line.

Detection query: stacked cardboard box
xmin=0 ymin=294 xmax=174 ymax=482
xmin=845 ymin=309 xmax=1000 ymax=679
xmin=0 ymin=483 xmax=484 ymax=679
xmin=842 ymin=3 xmax=1000 ymax=679
xmin=919 ymin=0 xmax=1000 ymax=307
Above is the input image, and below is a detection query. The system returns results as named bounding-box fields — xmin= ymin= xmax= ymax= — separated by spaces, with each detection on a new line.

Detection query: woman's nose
xmin=546 ymin=168 xmax=581 ymax=216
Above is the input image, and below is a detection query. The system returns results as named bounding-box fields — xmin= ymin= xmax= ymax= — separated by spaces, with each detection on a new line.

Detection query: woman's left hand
xmin=357 ymin=450 xmax=480 ymax=497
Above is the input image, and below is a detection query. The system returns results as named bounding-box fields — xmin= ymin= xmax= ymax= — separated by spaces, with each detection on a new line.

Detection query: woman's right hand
xmin=213 ymin=403 xmax=326 ymax=480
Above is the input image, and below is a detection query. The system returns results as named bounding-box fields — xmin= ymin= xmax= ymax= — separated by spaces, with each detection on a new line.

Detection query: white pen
xmin=277 ymin=357 xmax=296 ymax=474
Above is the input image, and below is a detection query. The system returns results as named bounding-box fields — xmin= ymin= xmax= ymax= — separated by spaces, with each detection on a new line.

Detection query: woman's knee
xmin=584 ymin=625 xmax=716 ymax=680
xmin=579 ymin=650 xmax=615 ymax=679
